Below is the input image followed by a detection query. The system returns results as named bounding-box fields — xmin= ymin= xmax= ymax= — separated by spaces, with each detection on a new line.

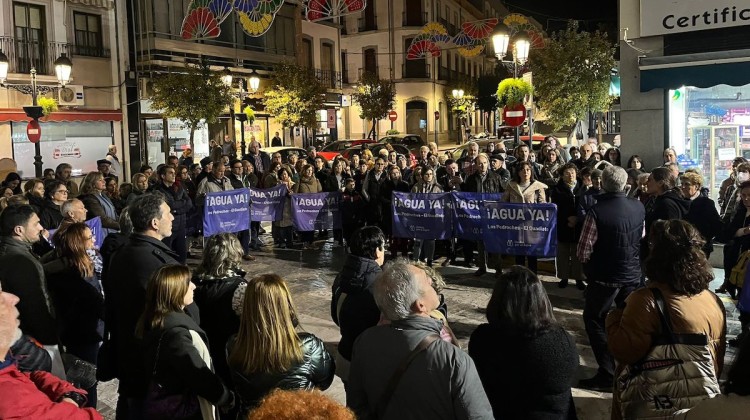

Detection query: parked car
xmin=317 ymin=139 xmax=375 ymax=162
xmin=261 ymin=146 xmax=309 ymax=164
xmin=340 ymin=143 xmax=417 ymax=167
xmin=377 ymin=134 xmax=427 ymax=155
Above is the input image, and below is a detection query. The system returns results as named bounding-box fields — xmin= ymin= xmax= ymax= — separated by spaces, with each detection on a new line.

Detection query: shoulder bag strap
xmin=151 ymin=330 xmax=168 ymax=376
xmin=373 ymin=333 xmax=440 ymax=419
xmin=650 ymin=288 xmax=677 ymax=344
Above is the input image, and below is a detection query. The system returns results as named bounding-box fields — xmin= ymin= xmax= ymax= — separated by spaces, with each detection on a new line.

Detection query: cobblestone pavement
xmin=96 ymin=234 xmax=741 ymax=419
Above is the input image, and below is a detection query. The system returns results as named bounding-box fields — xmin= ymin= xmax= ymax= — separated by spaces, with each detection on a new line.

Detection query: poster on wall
xmin=13 ymin=136 xmax=112 ymax=178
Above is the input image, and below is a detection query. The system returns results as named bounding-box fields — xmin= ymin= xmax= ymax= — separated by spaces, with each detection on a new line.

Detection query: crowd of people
xmin=0 ymin=134 xmax=749 ymax=419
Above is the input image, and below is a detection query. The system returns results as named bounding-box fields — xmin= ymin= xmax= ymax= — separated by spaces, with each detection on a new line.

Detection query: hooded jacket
xmin=502 ymin=180 xmax=548 ymax=203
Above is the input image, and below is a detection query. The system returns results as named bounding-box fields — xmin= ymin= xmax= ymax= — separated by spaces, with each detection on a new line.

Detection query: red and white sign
xmin=434 ymin=111 xmax=440 ymax=120
xmin=27 ymin=120 xmax=41 ymax=143
xmin=327 ymin=109 xmax=336 ymax=129
xmin=503 ymin=104 xmax=526 ymax=127
xmin=388 ymin=110 xmax=398 ymax=122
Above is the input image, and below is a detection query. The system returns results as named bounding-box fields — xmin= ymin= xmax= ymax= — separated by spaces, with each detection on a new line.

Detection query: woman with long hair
xmin=502 ymin=161 xmax=548 ymax=273
xmin=469 ymin=266 xmax=578 ymax=419
xmin=78 ymin=171 xmax=119 ymax=235
xmin=192 ymin=233 xmax=247 ymax=384
xmin=228 ymin=274 xmax=334 ymax=415
xmin=43 ymin=222 xmax=104 ymax=407
xmin=411 ymin=166 xmax=443 ymax=266
xmin=138 ymin=265 xmax=234 ymax=419
xmin=128 ymin=172 xmax=149 ymax=204
xmin=104 ymin=176 xmax=125 ymax=214
xmin=2 ymin=172 xmax=22 ymax=195
xmin=605 ymin=148 xmax=622 ymax=166
xmin=293 ymin=164 xmax=323 ymax=249
xmin=607 ymin=220 xmax=726 ymax=419
xmin=23 ymin=178 xmax=45 ymax=212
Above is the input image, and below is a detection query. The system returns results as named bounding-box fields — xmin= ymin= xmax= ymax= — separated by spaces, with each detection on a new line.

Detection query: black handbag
xmin=143 ymin=330 xmax=200 ymax=420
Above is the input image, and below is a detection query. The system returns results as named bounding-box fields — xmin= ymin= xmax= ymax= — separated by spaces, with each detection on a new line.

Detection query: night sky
xmin=502 ymin=0 xmax=618 ymax=36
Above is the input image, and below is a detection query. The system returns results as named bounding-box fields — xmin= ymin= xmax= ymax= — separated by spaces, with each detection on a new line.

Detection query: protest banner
xmin=481 ymin=201 xmax=557 ymax=257
xmin=391 ymin=192 xmax=451 ymax=240
xmin=292 ymin=192 xmax=342 ymax=231
xmin=249 ymin=184 xmax=287 ymax=222
xmin=203 ymin=189 xmax=250 ymax=236
xmin=48 ymin=216 xmax=103 ymax=247
xmin=451 ymin=192 xmax=502 ymax=241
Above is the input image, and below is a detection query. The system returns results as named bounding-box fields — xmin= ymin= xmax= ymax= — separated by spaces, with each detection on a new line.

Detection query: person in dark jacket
xmin=380 ymin=166 xmax=410 ymax=258
xmin=228 ymin=274 xmax=334 ymax=416
xmin=43 ymin=222 xmax=104 ymax=407
xmin=462 ymin=154 xmax=503 ymax=275
xmin=192 ymin=233 xmax=247 ymax=385
xmin=149 ymin=165 xmax=193 ymax=263
xmin=576 ymin=166 xmax=645 ymax=392
xmin=643 ymin=167 xmax=690 ymax=262
xmin=469 ymin=266 xmax=578 ymax=419
xmin=550 ymin=163 xmax=585 ymax=290
xmin=361 ymin=157 xmax=387 ymax=228
xmin=680 ymin=171 xmax=721 ymax=258
xmin=330 ymin=226 xmax=385 ymax=384
xmin=38 ymin=179 xmax=68 ymax=230
xmin=138 ymin=265 xmax=234 ymax=418
xmin=340 ymin=178 xmax=364 ymax=247
xmin=720 ymin=181 xmax=750 ymax=329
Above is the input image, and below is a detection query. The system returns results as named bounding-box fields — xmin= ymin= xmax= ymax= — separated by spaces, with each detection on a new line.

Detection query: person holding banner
xmin=275 ymin=168 xmax=296 ymax=249
xmin=411 ymin=167 xmax=443 ymax=267
xmin=550 ymin=163 xmax=585 ymax=290
xmin=381 ymin=166 xmax=410 ymax=258
xmin=502 ymin=161 xmax=548 ymax=274
xmin=293 ymin=165 xmax=323 ymax=249
xmin=361 ymin=158 xmax=387 ymax=229
xmin=462 ymin=154 xmax=503 ymax=275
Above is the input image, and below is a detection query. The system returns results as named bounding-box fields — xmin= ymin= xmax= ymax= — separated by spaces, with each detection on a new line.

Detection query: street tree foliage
xmin=444 ymin=77 xmax=477 ymax=121
xmin=263 ymin=62 xmax=326 ymax=130
xmin=529 ymin=20 xmax=616 ymax=131
xmin=351 ymin=72 xmax=396 ymax=139
xmin=150 ymin=61 xmax=233 ymax=150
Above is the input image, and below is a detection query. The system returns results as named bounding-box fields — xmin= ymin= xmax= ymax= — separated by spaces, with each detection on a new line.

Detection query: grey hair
xmin=195 ymin=233 xmax=244 ymax=278
xmin=637 ymin=172 xmax=651 ymax=183
xmin=468 ymin=141 xmax=479 ymax=150
xmin=374 ymin=258 xmax=425 ymax=321
xmin=60 ymin=199 xmax=81 ymax=217
xmin=119 ymin=206 xmax=134 ymax=235
xmin=602 ymin=166 xmax=628 ymax=193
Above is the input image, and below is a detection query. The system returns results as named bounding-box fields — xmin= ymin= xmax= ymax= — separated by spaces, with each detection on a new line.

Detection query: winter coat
xmin=78 ymin=193 xmax=119 ymax=231
xmin=38 ymin=199 xmax=63 ymax=230
xmin=340 ymin=189 xmax=365 ymax=227
xmin=196 ymin=175 xmax=234 ymax=206
xmin=0 ymin=363 xmax=102 ymax=419
xmin=685 ymin=195 xmax=722 ymax=255
xmin=227 ymin=332 xmax=335 ymax=415
xmin=380 ymin=179 xmax=409 ymax=233
xmin=293 ymin=176 xmax=322 ymax=194
xmin=469 ymin=324 xmax=578 ymax=420
xmin=550 ymin=180 xmax=582 ymax=243
xmin=606 ymin=284 xmax=726 ymax=420
xmin=502 ymin=180 xmax=548 ymax=203
xmin=43 ymin=259 xmax=104 ymax=347
xmin=150 ymin=181 xmax=193 ymax=232
xmin=275 ymin=182 xmax=294 ymax=228
xmin=411 ymin=181 xmax=443 ymax=194
xmin=330 ymin=255 xmax=382 ymax=361
xmin=192 ymin=272 xmax=246 ymax=384
xmin=673 ymin=394 xmax=750 ymax=419
xmin=348 ymin=315 xmax=494 ymax=420
xmin=462 ymin=170 xmax=503 ymax=193
xmin=0 ymin=237 xmax=57 ymax=345
xmin=645 ymin=189 xmax=690 ymax=236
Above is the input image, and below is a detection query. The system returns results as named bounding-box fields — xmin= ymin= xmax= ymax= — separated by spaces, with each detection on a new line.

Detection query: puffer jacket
xmin=293 ymin=176 xmax=322 ymax=194
xmin=227 ymin=332 xmax=335 ymax=415
xmin=411 ymin=181 xmax=443 ymax=194
xmin=502 ymin=180 xmax=548 ymax=203
xmin=606 ymin=283 xmax=726 ymax=420
xmin=330 ymin=255 xmax=382 ymax=361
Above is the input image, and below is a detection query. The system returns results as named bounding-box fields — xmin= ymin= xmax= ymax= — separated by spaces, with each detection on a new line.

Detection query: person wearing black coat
xmin=340 ymin=179 xmax=364 ymax=246
xmin=361 ymin=158 xmax=388 ymax=227
xmin=379 ymin=166 xmax=411 ymax=257
xmin=680 ymin=172 xmax=721 ymax=258
xmin=150 ymin=166 xmax=193 ymax=263
xmin=105 ymin=194 xmax=201 ymax=416
xmin=469 ymin=267 xmax=579 ymax=420
xmin=550 ymin=164 xmax=585 ymax=290
xmin=461 ymin=155 xmax=503 ymax=274
xmin=38 ymin=199 xmax=64 ymax=231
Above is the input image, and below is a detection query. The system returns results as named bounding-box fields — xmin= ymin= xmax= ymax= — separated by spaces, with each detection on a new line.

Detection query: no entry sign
xmin=27 ymin=120 xmax=41 ymax=143
xmin=388 ymin=110 xmax=398 ymax=122
xmin=503 ymin=104 xmax=526 ymax=127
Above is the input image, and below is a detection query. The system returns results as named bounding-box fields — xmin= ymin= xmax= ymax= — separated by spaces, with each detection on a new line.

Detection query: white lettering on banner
xmin=486 ymin=208 xmax=552 ymax=222
xmin=457 ymin=199 xmax=480 ymax=210
xmin=207 ymin=195 xmax=234 ymax=206
xmin=393 ymin=197 xmax=444 ymax=210
xmin=640 ymin=0 xmax=750 ymax=37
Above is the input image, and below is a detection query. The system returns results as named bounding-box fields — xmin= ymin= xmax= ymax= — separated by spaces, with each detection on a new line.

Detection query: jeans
xmin=583 ymin=281 xmax=639 ymax=376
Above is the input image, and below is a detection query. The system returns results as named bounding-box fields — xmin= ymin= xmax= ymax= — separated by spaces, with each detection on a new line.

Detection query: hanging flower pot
xmin=496 ymin=78 xmax=533 ymax=108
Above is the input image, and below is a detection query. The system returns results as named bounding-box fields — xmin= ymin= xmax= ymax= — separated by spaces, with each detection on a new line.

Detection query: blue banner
xmin=203 ymin=190 xmax=250 ymax=236
xmin=291 ymin=192 xmax=342 ymax=231
xmin=481 ymin=202 xmax=557 ymax=257
xmin=451 ymin=192 xmax=502 ymax=241
xmin=391 ymin=192 xmax=451 ymax=240
xmin=48 ymin=216 xmax=104 ymax=248
xmin=249 ymin=185 xmax=287 ymax=222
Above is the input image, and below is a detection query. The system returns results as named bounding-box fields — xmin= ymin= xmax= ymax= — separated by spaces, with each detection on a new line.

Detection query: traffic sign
xmin=503 ymin=104 xmax=526 ymax=127
xmin=388 ymin=110 xmax=398 ymax=122
xmin=434 ymin=111 xmax=440 ymax=120
xmin=27 ymin=120 xmax=41 ymax=143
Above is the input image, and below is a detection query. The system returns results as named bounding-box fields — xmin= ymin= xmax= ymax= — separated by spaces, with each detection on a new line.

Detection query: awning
xmin=0 ymin=109 xmax=123 ymax=122
xmin=639 ymin=49 xmax=750 ymax=92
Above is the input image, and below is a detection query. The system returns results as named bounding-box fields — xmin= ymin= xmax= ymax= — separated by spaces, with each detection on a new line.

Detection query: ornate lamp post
xmin=492 ymin=27 xmax=531 ymax=146
xmin=452 ymin=88 xmax=464 ymax=145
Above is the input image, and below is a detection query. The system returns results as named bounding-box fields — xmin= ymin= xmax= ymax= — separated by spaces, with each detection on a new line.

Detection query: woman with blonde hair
xmin=138 ymin=264 xmax=234 ymax=419
xmin=128 ymin=172 xmax=149 ymax=205
xmin=77 ymin=171 xmax=119 ymax=235
xmin=227 ymin=274 xmax=334 ymax=415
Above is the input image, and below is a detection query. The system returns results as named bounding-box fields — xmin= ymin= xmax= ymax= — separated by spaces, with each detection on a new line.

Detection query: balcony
xmin=438 ymin=18 xmax=457 ymax=36
xmin=358 ymin=67 xmax=379 ymax=79
xmin=403 ymin=12 xmax=428 ymax=27
xmin=0 ymin=36 xmax=70 ymax=75
xmin=402 ymin=63 xmax=431 ymax=79
xmin=69 ymin=44 xmax=111 ymax=58
xmin=313 ymin=69 xmax=342 ymax=89
xmin=358 ymin=17 xmax=378 ymax=32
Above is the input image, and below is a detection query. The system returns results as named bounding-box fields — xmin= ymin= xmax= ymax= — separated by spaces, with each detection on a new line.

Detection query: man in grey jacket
xmin=347 ymin=259 xmax=493 ymax=420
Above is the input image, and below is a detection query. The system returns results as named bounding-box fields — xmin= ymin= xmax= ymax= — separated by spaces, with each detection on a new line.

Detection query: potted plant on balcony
xmin=496 ymin=78 xmax=533 ymax=108
xmin=37 ymin=96 xmax=59 ymax=122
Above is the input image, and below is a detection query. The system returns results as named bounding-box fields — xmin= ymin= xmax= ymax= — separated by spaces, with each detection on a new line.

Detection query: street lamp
xmin=0 ymin=50 xmax=73 ymax=177
xmin=221 ymin=68 xmax=238 ymax=158
xmin=248 ymin=73 xmax=260 ymax=93
xmin=492 ymin=26 xmax=532 ymax=145
xmin=452 ymin=89 xmax=465 ymax=145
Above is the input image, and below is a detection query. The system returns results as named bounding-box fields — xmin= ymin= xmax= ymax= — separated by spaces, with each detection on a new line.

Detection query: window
xmin=14 ymin=2 xmax=46 ymax=73
xmin=301 ymin=38 xmax=313 ymax=69
xmin=73 ymin=12 xmax=104 ymax=57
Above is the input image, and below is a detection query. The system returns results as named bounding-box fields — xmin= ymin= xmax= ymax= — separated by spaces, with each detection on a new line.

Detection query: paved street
xmin=96 ymin=233 xmax=742 ymax=419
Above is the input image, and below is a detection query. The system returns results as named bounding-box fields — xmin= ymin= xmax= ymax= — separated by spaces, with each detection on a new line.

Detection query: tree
xmin=350 ymin=72 xmax=396 ymax=140
xmin=263 ymin=62 xmax=326 ymax=135
xmin=150 ymin=61 xmax=233 ymax=151
xmin=444 ymin=78 xmax=477 ymax=133
xmin=529 ymin=20 xmax=616 ymax=131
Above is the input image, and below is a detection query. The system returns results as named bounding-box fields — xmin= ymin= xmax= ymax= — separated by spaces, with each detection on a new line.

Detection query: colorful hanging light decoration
xmin=181 ymin=0 xmax=284 ymax=40
xmin=304 ymin=0 xmax=367 ymax=22
xmin=406 ymin=22 xmax=452 ymax=59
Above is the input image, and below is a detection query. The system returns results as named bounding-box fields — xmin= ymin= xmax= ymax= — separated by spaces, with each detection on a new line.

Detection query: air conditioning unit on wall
xmin=57 ymin=85 xmax=85 ymax=106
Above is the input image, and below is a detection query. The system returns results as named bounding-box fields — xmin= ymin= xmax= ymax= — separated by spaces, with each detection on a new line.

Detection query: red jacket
xmin=0 ymin=364 xmax=102 ymax=419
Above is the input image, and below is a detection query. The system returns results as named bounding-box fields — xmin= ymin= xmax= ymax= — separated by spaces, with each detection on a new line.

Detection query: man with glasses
xmin=150 ymin=165 xmax=193 ymax=263
xmin=55 ymin=163 xmax=79 ymax=198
